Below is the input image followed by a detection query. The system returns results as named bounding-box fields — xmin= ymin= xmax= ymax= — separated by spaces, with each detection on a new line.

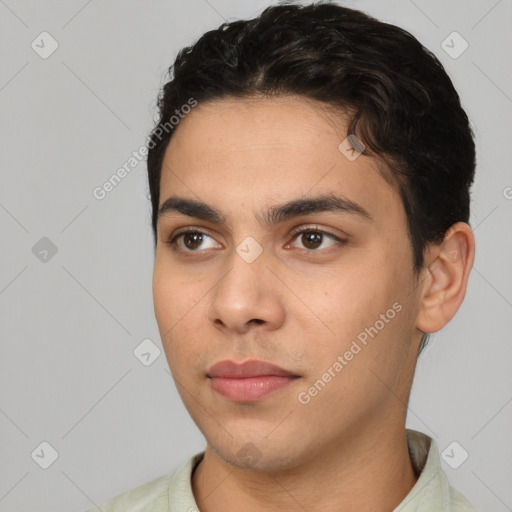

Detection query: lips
xmin=207 ymin=359 xmax=296 ymax=378
xmin=207 ymin=359 xmax=299 ymax=402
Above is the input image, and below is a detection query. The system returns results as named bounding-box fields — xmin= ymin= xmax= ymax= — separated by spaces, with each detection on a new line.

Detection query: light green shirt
xmin=85 ymin=429 xmax=478 ymax=511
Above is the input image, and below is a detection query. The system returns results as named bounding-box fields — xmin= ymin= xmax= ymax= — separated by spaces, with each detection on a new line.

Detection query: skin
xmin=152 ymin=95 xmax=475 ymax=512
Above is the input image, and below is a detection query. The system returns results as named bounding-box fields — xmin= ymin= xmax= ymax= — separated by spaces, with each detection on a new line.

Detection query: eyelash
xmin=166 ymin=225 xmax=347 ymax=254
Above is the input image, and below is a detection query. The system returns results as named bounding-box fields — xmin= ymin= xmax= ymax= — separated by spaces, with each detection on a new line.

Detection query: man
xmin=87 ymin=2 xmax=478 ymax=510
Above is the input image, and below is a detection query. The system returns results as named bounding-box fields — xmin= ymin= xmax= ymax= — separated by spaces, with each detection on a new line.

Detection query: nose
xmin=207 ymin=244 xmax=286 ymax=335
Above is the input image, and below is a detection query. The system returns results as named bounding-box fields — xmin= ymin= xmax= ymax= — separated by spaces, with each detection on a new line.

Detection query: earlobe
xmin=416 ymin=222 xmax=475 ymax=334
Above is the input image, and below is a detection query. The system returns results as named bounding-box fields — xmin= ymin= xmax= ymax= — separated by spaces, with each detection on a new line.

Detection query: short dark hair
xmin=146 ymin=1 xmax=476 ymax=354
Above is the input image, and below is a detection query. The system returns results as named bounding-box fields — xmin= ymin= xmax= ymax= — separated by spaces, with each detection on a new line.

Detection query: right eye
xmin=167 ymin=229 xmax=222 ymax=252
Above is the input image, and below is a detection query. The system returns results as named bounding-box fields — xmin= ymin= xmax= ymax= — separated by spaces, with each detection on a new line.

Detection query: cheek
xmin=153 ymin=266 xmax=209 ymax=370
xmin=153 ymin=257 xmax=198 ymax=327
xmin=312 ymin=251 xmax=411 ymax=362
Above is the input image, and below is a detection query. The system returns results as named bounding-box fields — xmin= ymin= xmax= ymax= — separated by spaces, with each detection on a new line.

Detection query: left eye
xmin=288 ymin=229 xmax=343 ymax=250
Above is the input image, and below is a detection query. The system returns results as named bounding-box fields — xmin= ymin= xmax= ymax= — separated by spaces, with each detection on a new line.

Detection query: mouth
xmin=207 ymin=359 xmax=300 ymax=402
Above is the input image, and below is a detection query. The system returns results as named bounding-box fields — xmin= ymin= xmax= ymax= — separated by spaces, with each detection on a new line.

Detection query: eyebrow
xmin=158 ymin=193 xmax=373 ymax=227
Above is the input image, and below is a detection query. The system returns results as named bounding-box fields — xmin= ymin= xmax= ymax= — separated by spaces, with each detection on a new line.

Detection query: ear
xmin=416 ymin=222 xmax=475 ymax=334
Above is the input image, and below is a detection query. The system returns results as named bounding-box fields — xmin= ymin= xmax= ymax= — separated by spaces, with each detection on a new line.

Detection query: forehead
xmin=168 ymin=95 xmax=353 ymax=156
xmin=159 ymin=95 xmax=403 ymax=229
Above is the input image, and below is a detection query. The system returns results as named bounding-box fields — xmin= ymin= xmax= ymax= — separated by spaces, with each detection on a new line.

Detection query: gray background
xmin=0 ymin=0 xmax=511 ymax=511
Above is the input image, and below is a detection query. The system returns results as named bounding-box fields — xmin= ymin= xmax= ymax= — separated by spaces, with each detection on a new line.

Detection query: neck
xmin=192 ymin=423 xmax=418 ymax=512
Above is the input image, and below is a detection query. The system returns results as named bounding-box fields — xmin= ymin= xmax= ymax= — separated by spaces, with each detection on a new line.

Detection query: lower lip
xmin=209 ymin=376 xmax=296 ymax=402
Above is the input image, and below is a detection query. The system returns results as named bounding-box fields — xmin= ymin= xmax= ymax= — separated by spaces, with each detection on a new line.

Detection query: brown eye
xmin=290 ymin=228 xmax=343 ymax=251
xmin=168 ymin=230 xmax=221 ymax=252
xmin=182 ymin=232 xmax=204 ymax=250
xmin=301 ymin=232 xmax=323 ymax=249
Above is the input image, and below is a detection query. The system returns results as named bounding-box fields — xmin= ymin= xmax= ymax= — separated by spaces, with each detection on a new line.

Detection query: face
xmin=153 ymin=95 xmax=423 ymax=471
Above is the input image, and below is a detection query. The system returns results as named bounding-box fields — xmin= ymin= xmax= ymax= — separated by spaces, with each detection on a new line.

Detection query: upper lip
xmin=207 ymin=359 xmax=298 ymax=378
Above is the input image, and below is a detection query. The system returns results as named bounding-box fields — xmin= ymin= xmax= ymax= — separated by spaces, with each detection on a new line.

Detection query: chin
xmin=208 ymin=432 xmax=307 ymax=473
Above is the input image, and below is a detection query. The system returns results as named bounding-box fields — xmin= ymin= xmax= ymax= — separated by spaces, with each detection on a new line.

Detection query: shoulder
xmin=82 ymin=452 xmax=204 ymax=512
xmin=403 ymin=429 xmax=480 ymax=512
xmin=449 ymin=486 xmax=480 ymax=512
xmin=82 ymin=472 xmax=172 ymax=512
